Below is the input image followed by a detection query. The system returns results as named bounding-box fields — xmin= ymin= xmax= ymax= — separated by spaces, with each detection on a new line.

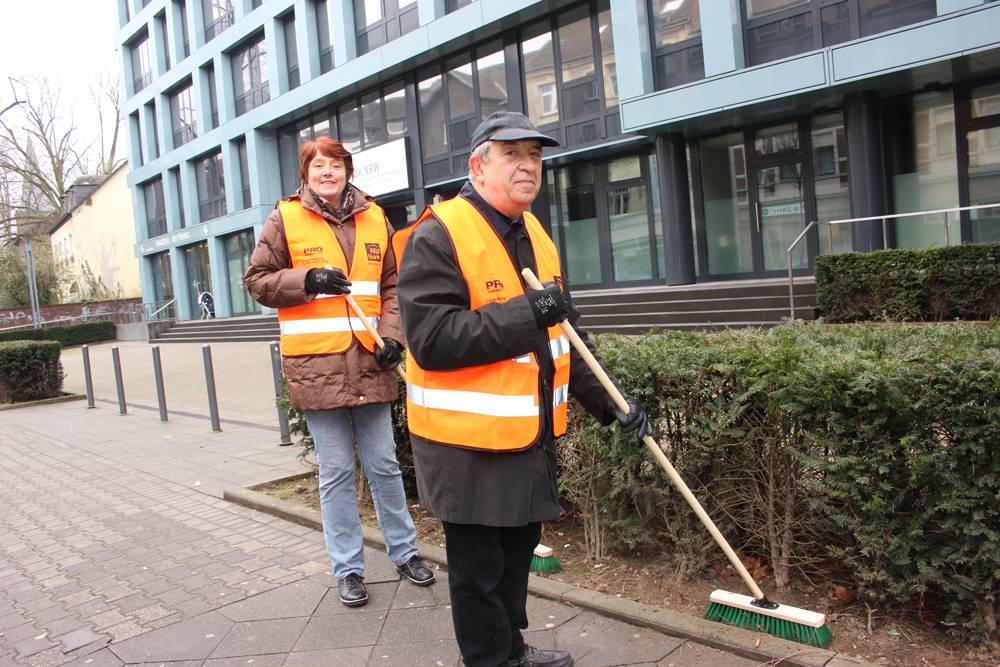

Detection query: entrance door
xmin=747 ymin=122 xmax=815 ymax=275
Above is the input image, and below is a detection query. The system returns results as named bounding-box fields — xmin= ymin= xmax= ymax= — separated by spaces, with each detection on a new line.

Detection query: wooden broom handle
xmin=344 ymin=292 xmax=408 ymax=383
xmin=521 ymin=268 xmax=765 ymax=600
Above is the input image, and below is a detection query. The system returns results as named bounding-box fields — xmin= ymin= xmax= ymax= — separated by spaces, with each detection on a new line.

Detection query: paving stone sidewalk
xmin=0 ymin=401 xmax=758 ymax=667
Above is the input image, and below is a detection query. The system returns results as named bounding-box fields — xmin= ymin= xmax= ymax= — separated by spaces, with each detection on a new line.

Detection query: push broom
xmin=521 ymin=268 xmax=831 ymax=649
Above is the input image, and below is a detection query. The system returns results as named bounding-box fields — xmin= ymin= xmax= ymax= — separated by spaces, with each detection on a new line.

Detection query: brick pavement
xmin=0 ymin=396 xmax=764 ymax=666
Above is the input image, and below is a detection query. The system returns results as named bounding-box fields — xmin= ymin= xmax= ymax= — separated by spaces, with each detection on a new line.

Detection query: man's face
xmin=470 ymin=140 xmax=543 ymax=218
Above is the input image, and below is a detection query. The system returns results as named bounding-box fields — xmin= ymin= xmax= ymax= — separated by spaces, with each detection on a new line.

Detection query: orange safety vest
xmin=277 ymin=199 xmax=387 ymax=356
xmin=393 ymin=197 xmax=571 ymax=452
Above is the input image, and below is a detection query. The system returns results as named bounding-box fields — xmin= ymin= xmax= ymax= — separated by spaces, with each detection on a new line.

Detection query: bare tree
xmin=0 ymin=76 xmax=123 ymax=243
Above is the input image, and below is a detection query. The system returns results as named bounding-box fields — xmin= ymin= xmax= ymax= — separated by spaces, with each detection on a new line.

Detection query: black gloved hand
xmin=374 ymin=338 xmax=403 ymax=369
xmin=305 ymin=267 xmax=351 ymax=295
xmin=611 ymin=396 xmax=652 ymax=444
xmin=526 ymin=282 xmax=570 ymax=329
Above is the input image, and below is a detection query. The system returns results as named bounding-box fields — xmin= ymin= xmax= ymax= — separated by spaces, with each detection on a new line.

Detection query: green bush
xmin=0 ymin=320 xmax=116 ymax=346
xmin=569 ymin=323 xmax=999 ymax=647
xmin=0 ymin=340 xmax=64 ymax=403
xmin=816 ymin=243 xmax=1000 ymax=322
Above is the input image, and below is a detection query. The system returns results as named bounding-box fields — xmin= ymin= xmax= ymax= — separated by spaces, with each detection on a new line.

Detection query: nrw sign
xmin=350 ymin=138 xmax=410 ymax=197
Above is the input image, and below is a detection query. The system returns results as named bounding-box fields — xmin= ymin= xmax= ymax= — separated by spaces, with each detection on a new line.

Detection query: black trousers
xmin=441 ymin=521 xmax=542 ymax=667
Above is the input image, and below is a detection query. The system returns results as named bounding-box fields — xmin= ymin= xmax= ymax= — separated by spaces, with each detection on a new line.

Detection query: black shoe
xmin=337 ymin=573 xmax=368 ymax=607
xmin=507 ymin=645 xmax=573 ymax=667
xmin=395 ymin=555 xmax=435 ymax=586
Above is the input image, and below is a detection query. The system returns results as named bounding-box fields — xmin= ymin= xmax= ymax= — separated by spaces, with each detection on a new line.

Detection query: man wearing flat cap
xmin=393 ymin=111 xmax=651 ymax=667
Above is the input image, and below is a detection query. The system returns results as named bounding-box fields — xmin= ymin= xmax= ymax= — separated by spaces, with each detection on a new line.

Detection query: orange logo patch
xmin=365 ymin=243 xmax=382 ymax=262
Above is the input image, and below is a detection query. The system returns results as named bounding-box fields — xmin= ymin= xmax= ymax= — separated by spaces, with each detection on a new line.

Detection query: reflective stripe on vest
xmin=277 ymin=199 xmax=387 ymax=356
xmin=395 ymin=197 xmax=571 ymax=452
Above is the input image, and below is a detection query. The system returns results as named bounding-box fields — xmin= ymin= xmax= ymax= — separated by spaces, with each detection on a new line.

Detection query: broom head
xmin=705 ymin=589 xmax=832 ymax=648
xmin=530 ymin=543 xmax=561 ymax=574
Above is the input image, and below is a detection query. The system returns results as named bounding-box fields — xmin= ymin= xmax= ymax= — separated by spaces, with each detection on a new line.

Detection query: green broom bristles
xmin=529 ymin=543 xmax=561 ymax=574
xmin=705 ymin=601 xmax=833 ymax=648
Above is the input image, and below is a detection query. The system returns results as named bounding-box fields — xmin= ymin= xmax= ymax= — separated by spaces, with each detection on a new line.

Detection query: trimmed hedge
xmin=815 ymin=243 xmax=1000 ymax=322
xmin=0 ymin=320 xmax=116 ymax=346
xmin=0 ymin=340 xmax=64 ymax=403
xmin=572 ymin=323 xmax=999 ymax=647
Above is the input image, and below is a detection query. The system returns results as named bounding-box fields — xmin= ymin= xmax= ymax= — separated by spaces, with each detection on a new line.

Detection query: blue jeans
xmin=305 ymin=403 xmax=418 ymax=580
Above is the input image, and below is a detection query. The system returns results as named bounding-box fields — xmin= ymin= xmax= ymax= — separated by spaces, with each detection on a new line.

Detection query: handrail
xmin=786 ymin=203 xmax=1000 ymax=319
xmin=147 ymin=299 xmax=177 ymax=320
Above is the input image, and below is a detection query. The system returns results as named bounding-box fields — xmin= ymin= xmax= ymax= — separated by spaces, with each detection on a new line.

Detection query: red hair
xmin=299 ymin=135 xmax=353 ymax=183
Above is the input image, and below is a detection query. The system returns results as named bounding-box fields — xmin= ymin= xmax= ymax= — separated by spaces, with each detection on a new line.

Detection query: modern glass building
xmin=118 ymin=0 xmax=1000 ymax=320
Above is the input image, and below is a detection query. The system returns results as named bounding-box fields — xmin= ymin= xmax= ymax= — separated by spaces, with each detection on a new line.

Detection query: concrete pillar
xmin=163 ymin=167 xmax=182 ymax=233
xmin=180 ymin=159 xmax=201 ymax=227
xmin=609 ymin=0 xmax=654 ymax=100
xmin=248 ymin=128 xmax=282 ymax=208
xmin=844 ymin=91 xmax=888 ymax=251
xmin=151 ymin=12 xmax=169 ymax=76
xmin=655 ymin=133 xmax=696 ymax=285
xmin=222 ymin=139 xmax=242 ymax=215
xmin=294 ymin=0 xmax=320 ymax=82
xmin=193 ymin=64 xmax=214 ymax=134
xmin=169 ymin=246 xmax=192 ymax=320
xmin=188 ymin=0 xmax=206 ymax=51
xmin=214 ymin=52 xmax=236 ymax=125
xmin=264 ymin=18 xmax=283 ymax=98
xmin=700 ymin=0 xmax=745 ymax=77
xmin=166 ymin=0 xmax=187 ymax=64
xmin=418 ymin=0 xmax=445 ymax=25
xmin=332 ymin=0 xmax=357 ymax=67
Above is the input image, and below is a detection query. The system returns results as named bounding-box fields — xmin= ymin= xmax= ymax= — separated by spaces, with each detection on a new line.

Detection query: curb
xmin=223 ymin=480 xmax=877 ymax=667
xmin=0 ymin=393 xmax=86 ymax=411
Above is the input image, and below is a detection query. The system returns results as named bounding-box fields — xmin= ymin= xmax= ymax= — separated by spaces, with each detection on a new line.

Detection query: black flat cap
xmin=470 ymin=111 xmax=561 ymax=151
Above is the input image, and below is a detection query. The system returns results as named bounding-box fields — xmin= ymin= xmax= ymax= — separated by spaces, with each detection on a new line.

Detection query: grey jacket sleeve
xmin=397 ymin=219 xmax=539 ymax=371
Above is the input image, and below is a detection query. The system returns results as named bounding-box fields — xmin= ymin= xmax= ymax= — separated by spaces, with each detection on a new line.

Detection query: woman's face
xmin=307 ymin=153 xmax=348 ymax=204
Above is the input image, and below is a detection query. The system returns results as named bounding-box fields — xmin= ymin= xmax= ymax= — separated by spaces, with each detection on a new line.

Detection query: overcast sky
xmin=1 ymin=1 xmax=122 ymax=151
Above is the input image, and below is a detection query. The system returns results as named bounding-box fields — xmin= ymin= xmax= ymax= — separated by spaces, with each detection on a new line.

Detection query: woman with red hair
xmin=245 ymin=135 xmax=433 ymax=607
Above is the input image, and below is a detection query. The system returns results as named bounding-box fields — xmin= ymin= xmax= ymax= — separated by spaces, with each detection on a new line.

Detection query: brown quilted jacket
xmin=243 ymin=184 xmax=405 ymax=410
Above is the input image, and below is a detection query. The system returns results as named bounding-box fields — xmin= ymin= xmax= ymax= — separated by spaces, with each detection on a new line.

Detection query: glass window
xmin=755 ymin=122 xmax=799 ymax=156
xmin=355 ymin=0 xmax=417 ymax=55
xmin=283 ymin=13 xmax=300 ymax=88
xmin=236 ymin=138 xmax=251 ymax=209
xmin=131 ymin=32 xmax=152 ymax=93
xmin=202 ymin=0 xmax=234 ymax=41
xmin=820 ymin=1 xmax=850 ymax=46
xmin=157 ymin=13 xmax=170 ymax=70
xmin=419 ymin=74 xmax=446 ymax=160
xmin=858 ymin=0 xmax=935 ymax=37
xmin=147 ymin=101 xmax=160 ymax=160
xmin=182 ymin=241 xmax=212 ymax=318
xmin=522 ymin=27 xmax=558 ymax=127
xmin=886 ymin=91 xmax=959 ymax=248
xmin=811 ymin=113 xmax=851 ymax=254
xmin=598 ymin=8 xmax=617 ymax=108
xmin=223 ymin=229 xmax=260 ymax=315
xmin=359 ymin=0 xmax=383 ymax=26
xmin=476 ymin=48 xmax=508 ymax=118
xmin=205 ymin=65 xmax=219 ymax=129
xmin=559 ymin=164 xmax=602 ymax=285
xmin=446 ymin=0 xmax=473 ymax=12
xmin=338 ymin=103 xmax=361 ymax=154
xmin=234 ymin=34 xmax=270 ymax=116
xmin=746 ymin=0 xmax=809 ymax=18
xmin=447 ymin=60 xmax=475 ymax=120
xmin=746 ymin=11 xmax=813 ymax=66
xmin=700 ymin=133 xmax=753 ymax=274
xmin=316 ymin=0 xmax=334 ymax=74
xmin=169 ymin=82 xmax=197 ymax=148
xmin=278 ymin=124 xmax=300 ymax=195
xmin=148 ymin=251 xmax=174 ymax=309
xmin=143 ymin=178 xmax=167 ymax=238
xmin=652 ymin=0 xmax=701 ymax=47
xmin=176 ymin=0 xmax=190 ymax=58
xmin=171 ymin=167 xmax=186 ymax=228
xmin=971 ymin=81 xmax=1000 ymax=119
xmin=384 ymin=86 xmax=407 ymax=139
xmin=648 ymin=153 xmax=666 ymax=278
xmin=607 ymin=157 xmax=653 ymax=282
xmin=558 ymin=9 xmax=598 ymax=122
xmin=361 ymin=92 xmax=387 ymax=146
xmin=196 ymin=150 xmax=227 ymax=222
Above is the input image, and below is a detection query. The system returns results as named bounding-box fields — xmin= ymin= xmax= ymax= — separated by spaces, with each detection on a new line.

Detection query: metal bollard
xmin=81 ymin=344 xmax=95 ymax=408
xmin=152 ymin=345 xmax=168 ymax=421
xmin=270 ymin=341 xmax=292 ymax=446
xmin=201 ymin=344 xmax=221 ymax=432
xmin=111 ymin=346 xmax=127 ymax=415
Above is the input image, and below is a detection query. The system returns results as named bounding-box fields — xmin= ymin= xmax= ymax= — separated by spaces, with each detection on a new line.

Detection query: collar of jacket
xmin=297 ymin=182 xmax=372 ymax=225
xmin=459 ymin=181 xmax=524 ymax=240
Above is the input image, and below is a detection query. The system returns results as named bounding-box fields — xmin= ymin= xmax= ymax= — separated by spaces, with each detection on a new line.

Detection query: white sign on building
xmin=350 ymin=138 xmax=410 ymax=197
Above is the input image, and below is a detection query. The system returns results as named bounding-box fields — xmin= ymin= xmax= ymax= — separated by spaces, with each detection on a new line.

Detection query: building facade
xmin=50 ymin=166 xmax=142 ymax=301
xmin=117 ymin=0 xmax=1000 ymax=320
